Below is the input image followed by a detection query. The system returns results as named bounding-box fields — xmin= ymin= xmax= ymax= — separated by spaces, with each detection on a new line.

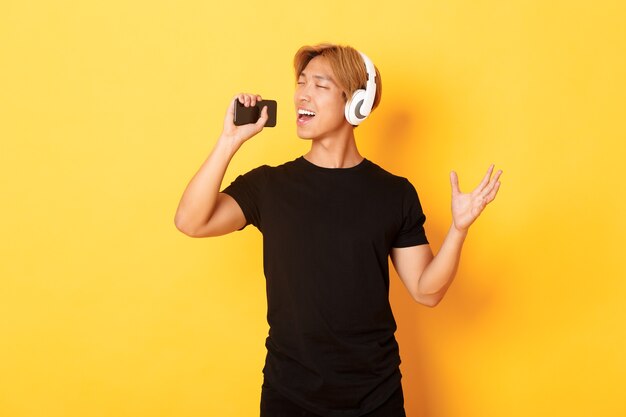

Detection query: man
xmin=174 ymin=43 xmax=502 ymax=417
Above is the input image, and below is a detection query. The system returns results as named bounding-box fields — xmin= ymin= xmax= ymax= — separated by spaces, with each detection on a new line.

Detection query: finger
xmin=450 ymin=171 xmax=461 ymax=195
xmin=481 ymin=178 xmax=501 ymax=205
xmin=480 ymin=169 xmax=503 ymax=199
xmin=484 ymin=180 xmax=501 ymax=203
xmin=490 ymin=169 xmax=503 ymax=190
xmin=475 ymin=164 xmax=495 ymax=193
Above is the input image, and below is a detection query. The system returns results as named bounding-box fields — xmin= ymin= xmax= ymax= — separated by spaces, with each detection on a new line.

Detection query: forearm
xmin=418 ymin=223 xmax=468 ymax=296
xmin=174 ymin=136 xmax=239 ymax=233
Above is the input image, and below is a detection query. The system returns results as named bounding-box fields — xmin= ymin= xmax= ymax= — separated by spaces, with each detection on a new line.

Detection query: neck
xmin=304 ymin=128 xmax=363 ymax=169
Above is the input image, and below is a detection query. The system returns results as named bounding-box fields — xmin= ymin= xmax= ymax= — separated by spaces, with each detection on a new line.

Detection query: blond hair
xmin=293 ymin=43 xmax=382 ymax=112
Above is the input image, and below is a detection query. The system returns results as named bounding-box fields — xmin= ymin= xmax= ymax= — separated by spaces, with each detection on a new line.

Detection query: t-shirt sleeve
xmin=220 ymin=165 xmax=269 ymax=231
xmin=392 ymin=179 xmax=429 ymax=248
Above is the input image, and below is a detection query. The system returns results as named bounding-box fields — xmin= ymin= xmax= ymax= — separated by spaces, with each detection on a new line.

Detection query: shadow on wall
xmin=366 ymin=88 xmax=442 ymax=172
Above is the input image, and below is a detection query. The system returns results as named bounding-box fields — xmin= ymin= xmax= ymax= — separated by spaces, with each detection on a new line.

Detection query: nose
xmin=297 ymin=91 xmax=310 ymax=103
xmin=296 ymin=82 xmax=311 ymax=102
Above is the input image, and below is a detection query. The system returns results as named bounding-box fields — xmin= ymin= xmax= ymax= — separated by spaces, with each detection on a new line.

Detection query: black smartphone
xmin=234 ymin=99 xmax=277 ymax=127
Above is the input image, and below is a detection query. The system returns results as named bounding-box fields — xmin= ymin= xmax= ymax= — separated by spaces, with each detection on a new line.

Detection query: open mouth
xmin=297 ymin=108 xmax=316 ymax=123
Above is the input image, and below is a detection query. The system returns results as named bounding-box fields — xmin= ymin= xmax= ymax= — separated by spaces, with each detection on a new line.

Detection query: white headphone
xmin=344 ymin=51 xmax=377 ymax=126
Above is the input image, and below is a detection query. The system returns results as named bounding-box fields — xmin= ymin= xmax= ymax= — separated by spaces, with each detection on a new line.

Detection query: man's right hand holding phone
xmin=220 ymin=93 xmax=268 ymax=152
xmin=175 ymin=93 xmax=268 ymax=236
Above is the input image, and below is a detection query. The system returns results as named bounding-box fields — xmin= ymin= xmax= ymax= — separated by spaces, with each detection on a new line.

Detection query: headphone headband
xmin=358 ymin=51 xmax=377 ymax=117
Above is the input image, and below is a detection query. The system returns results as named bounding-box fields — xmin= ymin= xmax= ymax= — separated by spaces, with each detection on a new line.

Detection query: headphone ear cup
xmin=345 ymin=89 xmax=367 ymax=125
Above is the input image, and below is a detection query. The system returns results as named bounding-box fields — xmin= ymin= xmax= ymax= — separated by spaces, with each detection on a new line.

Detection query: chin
xmin=295 ymin=130 xmax=311 ymax=140
xmin=295 ymin=126 xmax=315 ymax=140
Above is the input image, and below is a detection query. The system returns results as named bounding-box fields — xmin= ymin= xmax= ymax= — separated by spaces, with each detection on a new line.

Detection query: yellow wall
xmin=1 ymin=1 xmax=624 ymax=416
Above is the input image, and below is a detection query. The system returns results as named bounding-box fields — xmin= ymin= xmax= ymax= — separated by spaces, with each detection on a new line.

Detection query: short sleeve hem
xmin=221 ymin=188 xmax=250 ymax=231
xmin=390 ymin=178 xmax=428 ymax=248
xmin=391 ymin=235 xmax=429 ymax=248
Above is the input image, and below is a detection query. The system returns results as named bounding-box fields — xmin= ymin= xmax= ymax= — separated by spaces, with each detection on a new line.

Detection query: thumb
xmin=450 ymin=170 xmax=461 ymax=195
xmin=255 ymin=105 xmax=268 ymax=128
xmin=225 ymin=97 xmax=237 ymax=126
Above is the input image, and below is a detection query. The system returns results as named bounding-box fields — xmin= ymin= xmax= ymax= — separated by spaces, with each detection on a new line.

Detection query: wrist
xmin=216 ymin=133 xmax=242 ymax=156
xmin=450 ymin=222 xmax=469 ymax=238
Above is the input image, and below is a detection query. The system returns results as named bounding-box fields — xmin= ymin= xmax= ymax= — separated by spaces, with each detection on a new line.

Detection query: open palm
xmin=450 ymin=164 xmax=503 ymax=231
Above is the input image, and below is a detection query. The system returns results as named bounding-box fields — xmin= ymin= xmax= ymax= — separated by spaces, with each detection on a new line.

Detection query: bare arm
xmin=390 ymin=164 xmax=503 ymax=307
xmin=390 ymin=225 xmax=466 ymax=307
xmin=174 ymin=93 xmax=269 ymax=237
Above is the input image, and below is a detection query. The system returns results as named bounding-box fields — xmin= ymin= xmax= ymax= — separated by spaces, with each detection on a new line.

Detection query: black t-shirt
xmin=221 ymin=155 xmax=428 ymax=417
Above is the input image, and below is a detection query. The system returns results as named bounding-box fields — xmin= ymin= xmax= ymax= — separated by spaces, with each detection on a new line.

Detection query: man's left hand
xmin=450 ymin=164 xmax=503 ymax=232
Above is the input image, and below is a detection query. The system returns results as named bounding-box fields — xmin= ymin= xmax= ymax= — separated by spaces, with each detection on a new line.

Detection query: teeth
xmin=298 ymin=109 xmax=316 ymax=116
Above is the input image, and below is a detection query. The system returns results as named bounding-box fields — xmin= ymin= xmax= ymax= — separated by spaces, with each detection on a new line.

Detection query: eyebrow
xmin=299 ymin=71 xmax=336 ymax=85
